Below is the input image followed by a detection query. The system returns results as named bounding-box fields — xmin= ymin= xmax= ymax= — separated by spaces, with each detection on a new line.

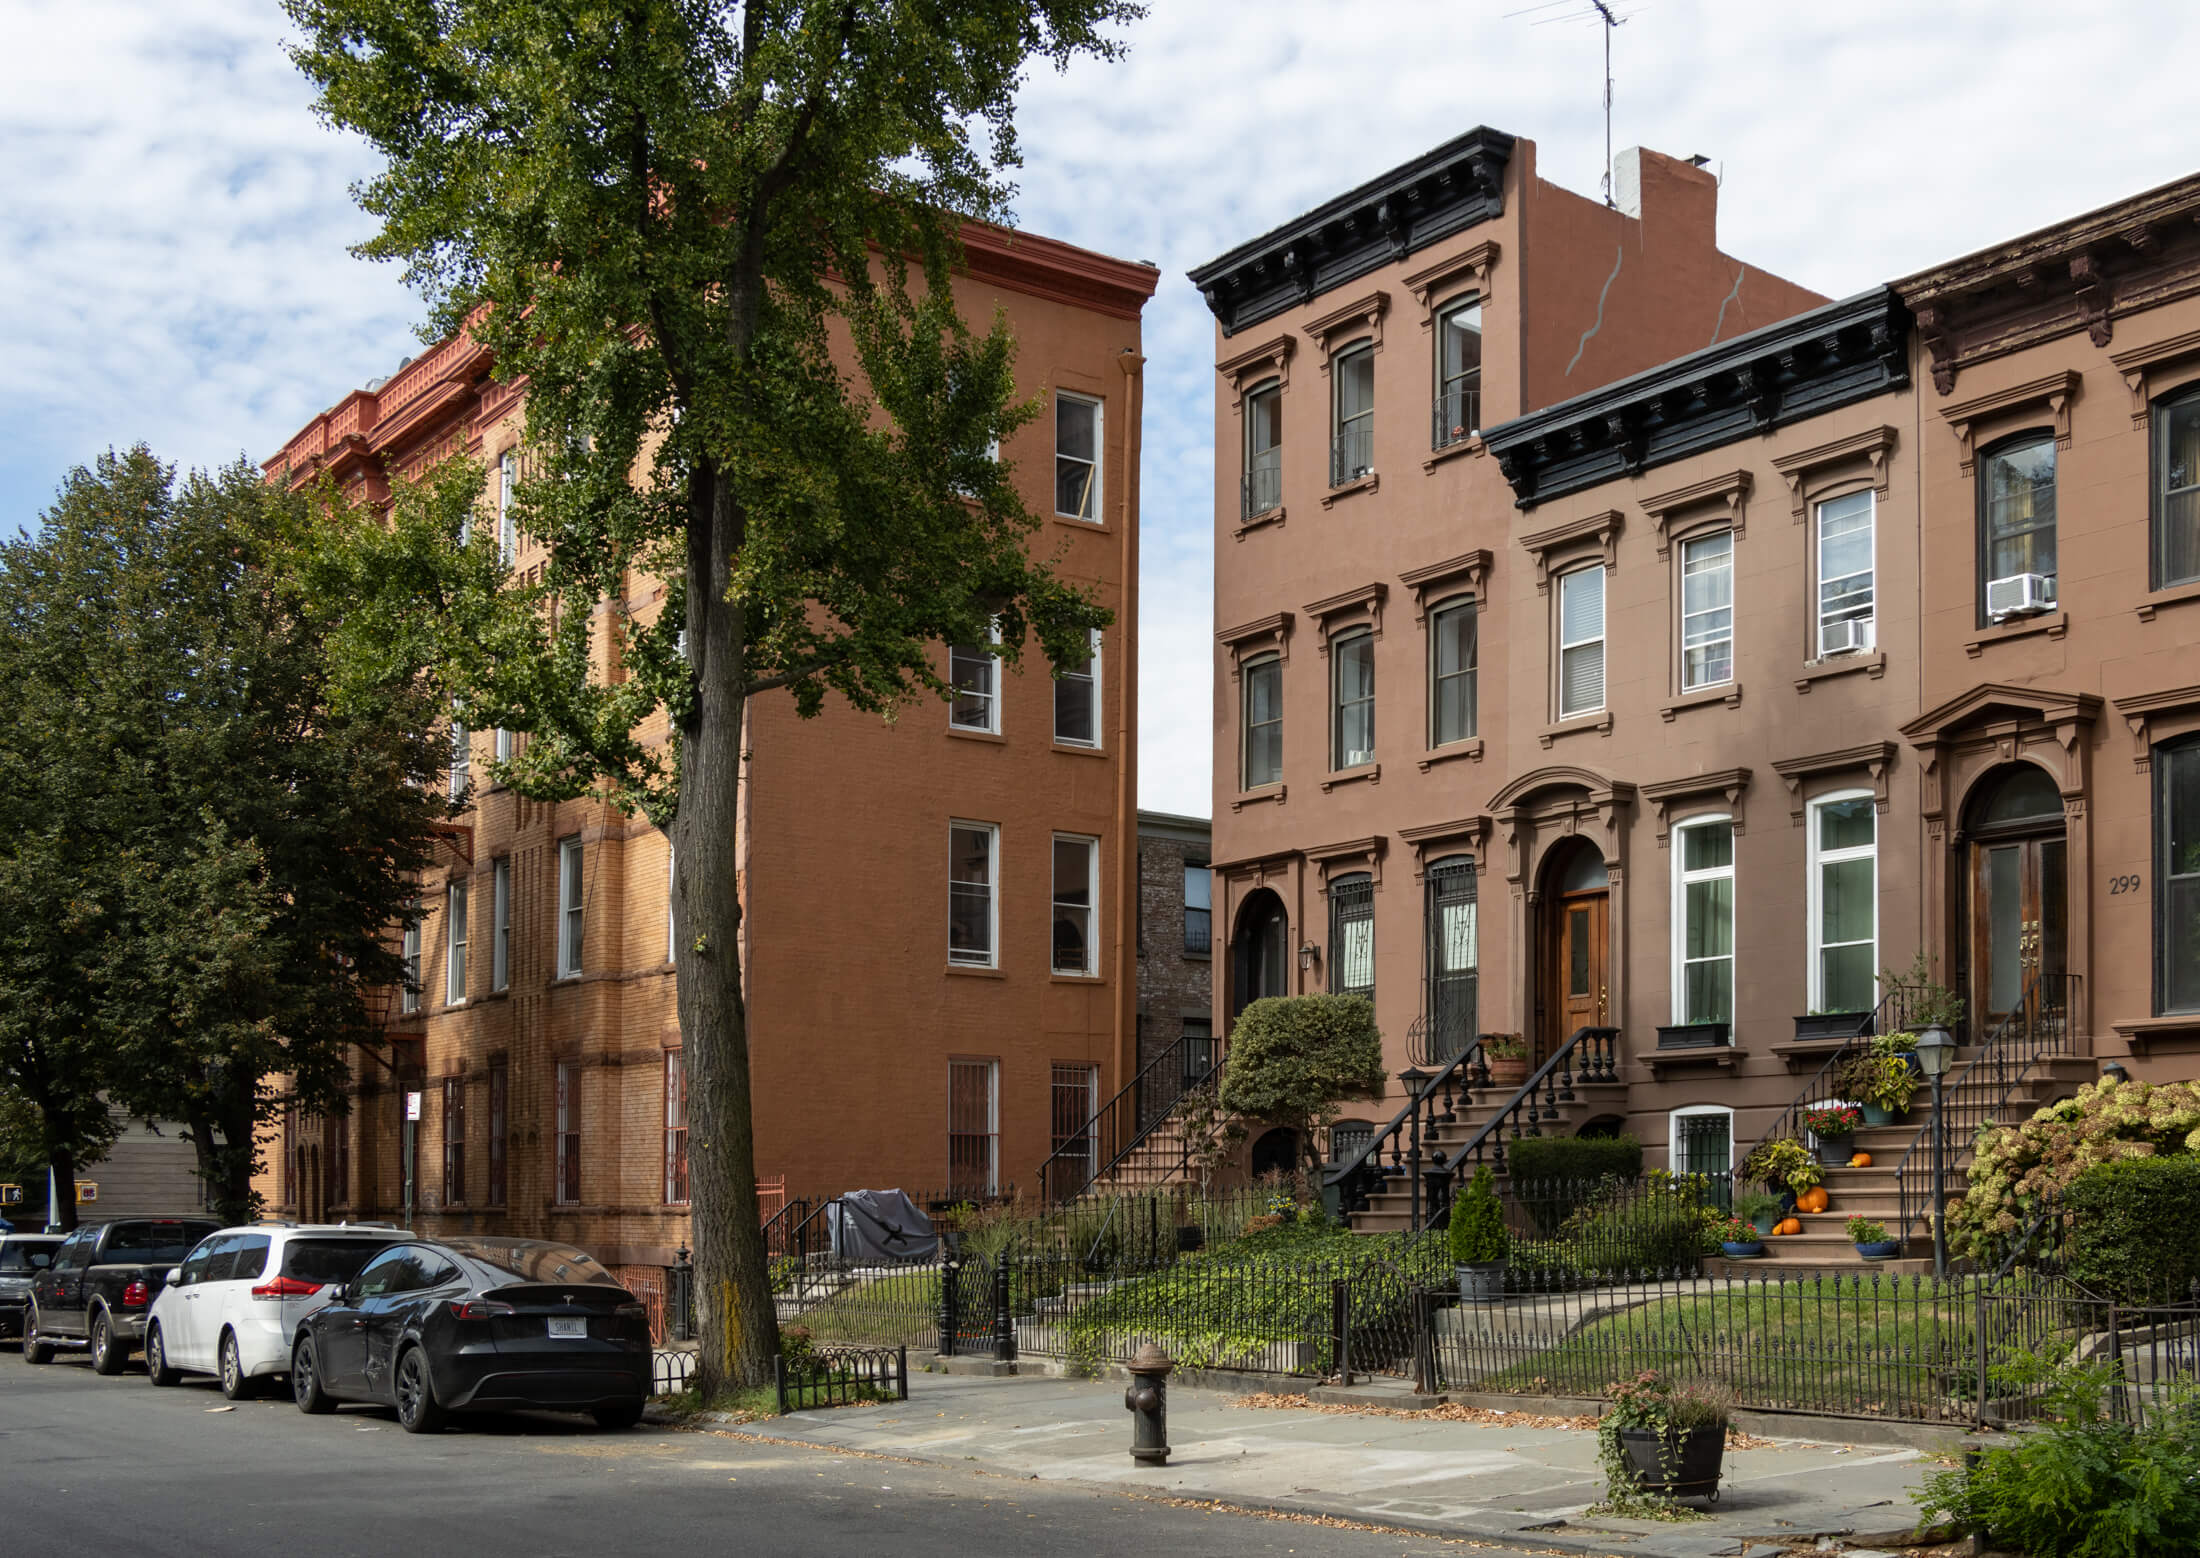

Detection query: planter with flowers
xmin=1740 ymin=1137 xmax=1823 ymax=1216
xmin=1847 ymin=1216 xmax=1902 ymax=1259
xmin=1480 ymin=1033 xmax=1530 ymax=1088
xmin=1716 ymin=1217 xmax=1765 ymax=1259
xmin=1596 ymin=1370 xmax=1732 ymax=1511
xmin=1802 ymin=1103 xmax=1863 ymax=1166
xmin=1839 ymin=1044 xmax=1921 ymax=1127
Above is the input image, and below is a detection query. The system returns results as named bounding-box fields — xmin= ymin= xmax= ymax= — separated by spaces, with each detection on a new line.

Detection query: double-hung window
xmin=1434 ymin=297 xmax=1482 ymax=449
xmin=950 ymin=625 xmax=1003 ymax=733
xmin=948 ymin=1058 xmax=999 ymax=1196
xmin=2159 ymin=740 xmax=2200 ymax=1013
xmin=497 ymin=450 xmax=518 ymax=566
xmin=556 ymin=836 xmax=584 ymax=978
xmin=1183 ymin=864 xmax=1212 ymax=956
xmin=1980 ymin=434 xmax=2058 ymax=621
xmin=2154 ymin=389 xmax=2200 ymax=589
xmin=1328 ymin=872 xmax=1375 ymax=1001
xmin=1331 ymin=630 xmax=1375 ymax=769
xmin=554 ymin=1062 xmax=580 ymax=1206
xmin=1816 ymin=490 xmax=1876 ymax=656
xmin=1809 ymin=794 xmax=1878 ymax=1013
xmin=1055 ymin=631 xmax=1100 ymax=747
xmin=1679 ymin=532 xmax=1733 ymax=691
xmin=442 ymin=1077 xmax=466 ymax=1206
xmin=1052 ymin=835 xmax=1098 ymax=976
xmin=491 ymin=858 xmax=511 ymax=991
xmin=663 ymin=1050 xmax=689 ymax=1205
xmin=1244 ymin=380 xmax=1282 ymax=517
xmin=400 ymin=899 xmax=422 ymax=1015
xmin=448 ymin=720 xmax=470 ymax=801
xmin=445 ymin=881 xmax=468 ymax=1006
xmin=1055 ymin=393 xmax=1101 ymax=520
xmin=494 ymin=726 xmax=515 ymax=763
xmin=1426 ymin=857 xmax=1478 ymax=1060
xmin=1331 ymin=344 xmax=1375 ymax=486
xmin=1430 ymin=598 xmax=1477 ymax=746
xmin=1242 ymin=654 xmax=1283 ymax=788
xmin=1557 ymin=566 xmax=1606 ymax=719
xmin=1672 ymin=818 xmax=1735 ymax=1027
xmin=949 ymin=821 xmax=998 ymax=967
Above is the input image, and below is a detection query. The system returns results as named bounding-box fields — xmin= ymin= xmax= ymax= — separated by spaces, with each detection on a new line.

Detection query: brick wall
xmin=1136 ymin=812 xmax=1213 ymax=1070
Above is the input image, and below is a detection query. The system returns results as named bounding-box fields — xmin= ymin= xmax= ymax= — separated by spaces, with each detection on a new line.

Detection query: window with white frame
xmin=495 ymin=726 xmax=515 ymax=763
xmin=448 ymin=719 xmax=470 ymax=800
xmin=949 ymin=821 xmax=999 ymax=967
xmin=400 ymin=899 xmax=422 ymax=1014
xmin=1430 ymin=598 xmax=1477 ymax=747
xmin=950 ymin=624 xmax=1003 ymax=733
xmin=1052 ymin=834 xmax=1098 ymax=976
xmin=1557 ymin=565 xmax=1606 ymax=719
xmin=445 ymin=880 xmax=468 ymax=1006
xmin=1055 ymin=630 xmax=1100 ymax=747
xmin=1055 ymin=393 xmax=1101 ymax=520
xmin=1242 ymin=653 xmax=1283 ymax=788
xmin=948 ymin=1057 xmax=999 ymax=1195
xmin=1679 ymin=531 xmax=1734 ymax=691
xmin=1809 ymin=792 xmax=1878 ymax=1013
xmin=556 ymin=836 xmax=584 ymax=978
xmin=491 ymin=858 xmax=511 ymax=992
xmin=554 ymin=1061 xmax=580 ymax=1206
xmin=1670 ymin=1104 xmax=1734 ymax=1177
xmin=1672 ymin=818 xmax=1734 ymax=1026
xmin=497 ymin=450 xmax=517 ymax=566
xmin=1816 ymin=490 xmax=1876 ymax=656
xmin=1331 ymin=629 xmax=1375 ymax=769
xmin=666 ymin=842 xmax=677 ymax=964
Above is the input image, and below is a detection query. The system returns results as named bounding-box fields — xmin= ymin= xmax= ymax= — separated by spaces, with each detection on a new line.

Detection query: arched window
xmin=1808 ymin=790 xmax=1876 ymax=1014
xmin=2153 ymin=384 xmax=2200 ymax=589
xmin=2156 ymin=738 xmax=2200 ymax=1013
xmin=1669 ymin=1104 xmax=1734 ymax=1179
xmin=1233 ymin=889 xmax=1289 ymax=1017
xmin=1671 ymin=816 xmax=1734 ymax=1027
xmin=1328 ymin=872 xmax=1374 ymax=1000
xmin=1979 ymin=432 xmax=2058 ymax=623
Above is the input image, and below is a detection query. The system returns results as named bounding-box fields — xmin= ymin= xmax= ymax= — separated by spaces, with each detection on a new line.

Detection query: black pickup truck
xmin=23 ymin=1218 xmax=219 ymax=1373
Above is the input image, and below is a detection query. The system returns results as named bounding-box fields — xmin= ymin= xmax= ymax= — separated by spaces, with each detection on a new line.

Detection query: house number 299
xmin=2109 ymin=874 xmax=2144 ymax=895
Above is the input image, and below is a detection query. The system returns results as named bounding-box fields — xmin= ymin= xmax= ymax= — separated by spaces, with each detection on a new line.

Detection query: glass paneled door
xmin=1970 ymin=835 xmax=2066 ymax=1028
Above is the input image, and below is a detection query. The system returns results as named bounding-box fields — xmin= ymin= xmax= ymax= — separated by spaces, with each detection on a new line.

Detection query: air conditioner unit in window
xmin=1986 ymin=572 xmax=2056 ymax=621
xmin=1819 ymin=616 xmax=1875 ymax=658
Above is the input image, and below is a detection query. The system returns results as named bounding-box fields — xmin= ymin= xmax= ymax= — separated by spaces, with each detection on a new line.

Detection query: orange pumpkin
xmin=1849 ymin=1152 xmax=1874 ymax=1168
xmin=1772 ymin=1217 xmax=1803 ymax=1236
xmin=1796 ymin=1186 xmax=1830 ymax=1214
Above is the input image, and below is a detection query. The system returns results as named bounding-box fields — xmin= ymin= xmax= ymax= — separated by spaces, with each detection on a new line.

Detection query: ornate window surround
xmin=1306 ymin=835 xmax=1387 ymax=892
xmin=1642 ymin=469 xmax=1752 ymax=559
xmin=1768 ymin=742 xmax=1897 ymax=826
xmin=1398 ymin=550 xmax=1492 ymax=622
xmin=1640 ymin=768 xmax=1752 ymax=847
xmin=1302 ymin=291 xmax=1390 ymax=367
xmin=1304 ymin=582 xmax=1387 ymax=649
xmin=1397 ymin=816 xmax=1491 ymax=880
xmin=1520 ymin=510 xmax=1623 ymax=593
xmin=1217 ymin=611 xmax=1294 ymax=676
xmin=1941 ymin=369 xmax=2082 ymax=475
xmin=1771 ymin=425 xmax=1898 ymax=520
xmin=2111 ymin=329 xmax=2200 ymax=427
xmin=1402 ymin=241 xmax=1500 ymax=324
xmin=1217 ymin=333 xmax=1295 ymax=412
xmin=2114 ymin=685 xmax=2200 ymax=772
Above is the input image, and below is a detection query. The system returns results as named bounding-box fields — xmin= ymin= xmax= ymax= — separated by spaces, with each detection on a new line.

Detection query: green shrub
xmin=1219 ymin=995 xmax=1387 ymax=1174
xmin=1558 ymin=1173 xmax=1722 ymax=1276
xmin=1448 ymin=1166 xmax=1509 ymax=1264
xmin=1507 ymin=1135 xmax=1645 ymax=1232
xmin=2064 ymin=1154 xmax=2200 ymax=1305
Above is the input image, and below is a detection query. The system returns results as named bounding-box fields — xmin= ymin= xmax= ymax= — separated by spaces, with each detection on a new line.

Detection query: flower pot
xmin=1794 ymin=1012 xmax=1868 ymax=1043
xmin=1858 ymin=1102 xmax=1894 ymax=1128
xmin=1655 ymin=1021 xmax=1728 ymax=1051
xmin=1483 ymin=1057 xmax=1529 ymax=1088
xmin=1456 ymin=1260 xmax=1507 ymax=1304
xmin=1721 ymin=1241 xmax=1765 ymax=1259
xmin=1616 ymin=1425 xmax=1725 ymax=1499
xmin=1854 ymin=1240 xmax=1903 ymax=1260
xmin=1813 ymin=1136 xmax=1853 ymax=1166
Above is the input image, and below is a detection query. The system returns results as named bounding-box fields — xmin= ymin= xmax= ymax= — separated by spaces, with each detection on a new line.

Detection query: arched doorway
xmin=1232 ymin=888 xmax=1290 ymax=1019
xmin=1537 ymin=838 xmax=1610 ymax=1050
xmin=1250 ymin=1126 xmax=1302 ymax=1180
xmin=1961 ymin=763 xmax=2067 ymax=1031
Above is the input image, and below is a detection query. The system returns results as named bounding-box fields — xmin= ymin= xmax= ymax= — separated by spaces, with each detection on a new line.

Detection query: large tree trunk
xmin=675 ymin=456 xmax=778 ymax=1396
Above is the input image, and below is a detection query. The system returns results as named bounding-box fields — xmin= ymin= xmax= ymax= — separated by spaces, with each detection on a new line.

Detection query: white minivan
xmin=145 ymin=1224 xmax=408 ymax=1399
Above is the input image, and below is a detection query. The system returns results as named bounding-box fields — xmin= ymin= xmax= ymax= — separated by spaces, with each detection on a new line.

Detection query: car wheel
xmin=219 ymin=1330 xmax=260 ymax=1400
xmin=393 ymin=1346 xmax=446 ymax=1435
xmin=22 ymin=1310 xmax=52 ymax=1366
xmin=90 ymin=1311 xmax=126 ymax=1376
xmin=292 ymin=1337 xmax=336 ymax=1415
xmin=146 ymin=1323 xmax=181 ymax=1387
xmin=591 ymin=1401 xmax=644 ymax=1430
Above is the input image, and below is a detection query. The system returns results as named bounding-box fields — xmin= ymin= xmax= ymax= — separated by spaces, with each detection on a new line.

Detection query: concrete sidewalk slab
xmin=737 ymin=1371 xmax=1937 ymax=1558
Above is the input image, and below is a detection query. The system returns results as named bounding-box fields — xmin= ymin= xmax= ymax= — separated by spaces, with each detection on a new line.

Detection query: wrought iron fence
xmin=1241 ymin=457 xmax=1282 ymax=519
xmin=1329 ymin=426 xmax=1373 ymax=488
xmin=776 ymin=1343 xmax=910 ymax=1413
xmin=653 ymin=1347 xmax=697 ymax=1396
xmin=1431 ymin=386 xmax=1481 ymax=450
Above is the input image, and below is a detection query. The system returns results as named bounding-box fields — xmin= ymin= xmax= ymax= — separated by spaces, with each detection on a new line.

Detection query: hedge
xmin=2063 ymin=1153 xmax=2200 ymax=1305
xmin=1505 ymin=1134 xmax=1644 ymax=1233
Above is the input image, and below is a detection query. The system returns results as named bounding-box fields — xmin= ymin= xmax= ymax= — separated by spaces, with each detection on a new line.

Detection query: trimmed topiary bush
xmin=2064 ymin=1154 xmax=2200 ymax=1305
xmin=1219 ymin=995 xmax=1387 ymax=1176
xmin=1448 ymin=1165 xmax=1509 ymax=1265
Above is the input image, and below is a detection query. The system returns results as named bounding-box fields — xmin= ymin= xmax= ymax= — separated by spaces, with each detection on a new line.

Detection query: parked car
xmin=145 ymin=1223 xmax=408 ymax=1399
xmin=23 ymin=1217 xmax=221 ymax=1373
xmin=290 ymin=1236 xmax=652 ymax=1434
xmin=0 ymin=1233 xmax=64 ymax=1344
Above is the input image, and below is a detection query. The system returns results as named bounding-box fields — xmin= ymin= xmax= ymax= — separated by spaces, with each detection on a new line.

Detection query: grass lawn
xmin=785 ymin=1267 xmax=944 ymax=1348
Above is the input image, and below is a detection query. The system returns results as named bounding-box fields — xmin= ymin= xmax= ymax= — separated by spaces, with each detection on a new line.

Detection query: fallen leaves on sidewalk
xmin=1229 ymin=1391 xmax=1597 ymax=1431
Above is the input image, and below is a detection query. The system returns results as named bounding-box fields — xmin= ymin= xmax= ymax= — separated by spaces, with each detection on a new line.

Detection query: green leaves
xmin=1219 ymin=995 xmax=1388 ymax=1127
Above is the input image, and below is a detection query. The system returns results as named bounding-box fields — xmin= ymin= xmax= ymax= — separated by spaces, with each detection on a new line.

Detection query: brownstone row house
xmin=1198 ymin=132 xmax=2200 ymax=1252
xmin=258 ymin=223 xmax=1160 ymax=1286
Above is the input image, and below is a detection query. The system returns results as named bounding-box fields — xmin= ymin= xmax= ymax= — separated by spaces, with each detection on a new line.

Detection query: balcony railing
xmin=1241 ymin=455 xmax=1282 ymax=518
xmin=1432 ymin=384 xmax=1481 ymax=451
xmin=1329 ymin=426 xmax=1373 ymax=488
xmin=1183 ymin=908 xmax=1211 ymax=956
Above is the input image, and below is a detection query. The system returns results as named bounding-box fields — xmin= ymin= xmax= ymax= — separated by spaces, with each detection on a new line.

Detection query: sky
xmin=3 ymin=1 xmax=2197 ymax=817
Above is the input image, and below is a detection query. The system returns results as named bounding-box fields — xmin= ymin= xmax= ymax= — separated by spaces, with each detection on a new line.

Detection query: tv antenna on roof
xmin=1505 ymin=0 xmax=1637 ymax=208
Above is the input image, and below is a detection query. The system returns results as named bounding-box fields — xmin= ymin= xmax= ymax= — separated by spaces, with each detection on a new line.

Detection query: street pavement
xmin=3 ymin=1348 xmax=1614 ymax=1556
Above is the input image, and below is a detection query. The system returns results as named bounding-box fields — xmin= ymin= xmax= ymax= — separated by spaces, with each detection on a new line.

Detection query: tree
xmin=1218 ymin=996 xmax=1388 ymax=1179
xmin=285 ymin=0 xmax=1142 ymax=1393
xmin=0 ymin=449 xmax=445 ymax=1225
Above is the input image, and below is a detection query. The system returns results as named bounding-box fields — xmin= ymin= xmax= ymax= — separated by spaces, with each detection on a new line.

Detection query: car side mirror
xmin=340 ymin=1281 xmax=360 ymax=1305
xmin=167 ymin=1268 xmax=184 ymax=1287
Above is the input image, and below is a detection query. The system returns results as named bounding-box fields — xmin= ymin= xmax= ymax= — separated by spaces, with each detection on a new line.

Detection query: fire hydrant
xmin=1124 ymin=1341 xmax=1173 ymax=1466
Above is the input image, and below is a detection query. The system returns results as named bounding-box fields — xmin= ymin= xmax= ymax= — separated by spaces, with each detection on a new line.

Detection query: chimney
xmin=1611 ymin=147 xmax=1720 ymax=245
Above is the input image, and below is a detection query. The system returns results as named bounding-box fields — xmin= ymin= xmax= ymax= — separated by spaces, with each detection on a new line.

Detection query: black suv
xmin=24 ymin=1218 xmax=220 ymax=1372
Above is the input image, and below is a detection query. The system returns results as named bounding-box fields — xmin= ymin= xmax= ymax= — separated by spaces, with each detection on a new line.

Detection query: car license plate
xmin=548 ymin=1317 xmax=586 ymax=1339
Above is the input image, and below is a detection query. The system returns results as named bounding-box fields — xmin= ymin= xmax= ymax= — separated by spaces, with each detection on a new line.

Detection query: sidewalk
xmin=725 ymin=1371 xmax=1940 ymax=1558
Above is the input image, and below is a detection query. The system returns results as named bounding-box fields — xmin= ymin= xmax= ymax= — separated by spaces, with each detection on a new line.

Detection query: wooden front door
xmin=1546 ymin=890 xmax=1610 ymax=1049
xmin=1969 ymin=834 xmax=2066 ymax=1029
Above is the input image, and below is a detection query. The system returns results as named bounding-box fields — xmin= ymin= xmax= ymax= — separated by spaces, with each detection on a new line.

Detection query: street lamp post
xmin=1914 ymin=1024 xmax=1957 ymax=1278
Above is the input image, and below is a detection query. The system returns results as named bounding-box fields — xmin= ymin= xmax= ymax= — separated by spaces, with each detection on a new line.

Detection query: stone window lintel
xmin=1942 ymin=369 xmax=2082 ymax=474
xmin=1770 ymin=425 xmax=1899 ymax=520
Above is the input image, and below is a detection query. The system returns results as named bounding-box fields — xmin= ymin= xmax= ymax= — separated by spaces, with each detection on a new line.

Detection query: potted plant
xmin=1838 ymin=1051 xmax=1921 ymax=1127
xmin=1449 ymin=1165 xmax=1510 ymax=1303
xmin=1874 ymin=1028 xmax=1921 ymax=1079
xmin=1802 ymin=1102 xmax=1862 ymax=1165
xmin=1598 ymin=1370 xmax=1732 ymax=1507
xmin=1480 ymin=1033 xmax=1531 ymax=1088
xmin=1847 ymin=1216 xmax=1902 ymax=1259
xmin=1717 ymin=1217 xmax=1764 ymax=1258
xmin=1655 ymin=1019 xmax=1729 ymax=1051
xmin=1740 ymin=1138 xmax=1821 ymax=1213
xmin=1794 ymin=1005 xmax=1869 ymax=1043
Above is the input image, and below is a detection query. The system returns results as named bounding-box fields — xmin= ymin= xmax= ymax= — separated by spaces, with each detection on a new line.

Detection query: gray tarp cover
xmin=825 ymin=1190 xmax=939 ymax=1262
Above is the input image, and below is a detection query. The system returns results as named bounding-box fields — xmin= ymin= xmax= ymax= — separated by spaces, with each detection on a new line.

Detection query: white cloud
xmin=5 ymin=1 xmax=2197 ymax=818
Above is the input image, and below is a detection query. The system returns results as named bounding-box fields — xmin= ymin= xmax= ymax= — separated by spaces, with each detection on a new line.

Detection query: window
xmin=1672 ymin=818 xmax=1735 ymax=1026
xmin=1557 ymin=566 xmax=1606 ymax=719
xmin=1809 ymin=793 xmax=1878 ymax=1013
xmin=445 ymin=881 xmax=468 ymax=1005
xmin=491 ymin=858 xmax=511 ymax=992
xmin=1331 ymin=630 xmax=1375 ymax=769
xmin=1434 ymin=297 xmax=1482 ymax=449
xmin=1679 ymin=531 xmax=1734 ymax=691
xmin=1430 ymin=598 xmax=1478 ymax=746
xmin=1242 ymin=654 xmax=1283 ymax=788
xmin=1328 ymin=872 xmax=1374 ymax=1000
xmin=442 ymin=1077 xmax=466 ymax=1206
xmin=333 ymin=1113 xmax=350 ymax=1207
xmin=1181 ymin=1017 xmax=1216 ymax=1085
xmin=1052 ymin=834 xmax=1098 ymax=976
xmin=2159 ymin=740 xmax=2200 ymax=1013
xmin=1244 ymin=379 xmax=1282 ymax=517
xmin=448 ymin=719 xmax=470 ymax=801
xmin=663 ymin=1051 xmax=688 ymax=1205
xmin=1426 ymin=857 xmax=1478 ymax=1061
xmin=666 ymin=843 xmax=677 ymax=964
xmin=1670 ymin=1105 xmax=1734 ymax=1178
xmin=2155 ymin=389 xmax=2200 ymax=589
xmin=495 ymin=726 xmax=515 ymax=763
xmin=497 ymin=450 xmax=518 ymax=566
xmin=947 ymin=1058 xmax=999 ymax=1196
xmin=1054 ymin=630 xmax=1100 ymax=747
xmin=557 ymin=836 xmax=584 ymax=978
xmin=1979 ymin=433 xmax=2058 ymax=620
xmin=1816 ymin=490 xmax=1876 ymax=656
xmin=1055 ymin=392 xmax=1101 ymax=520
xmin=949 ymin=821 xmax=998 ymax=967
xmin=554 ymin=1061 xmax=581 ymax=1206
xmin=949 ymin=626 xmax=1003 ymax=733
xmin=1331 ymin=343 xmax=1375 ymax=486
xmin=486 ymin=1057 xmax=507 ymax=1206
xmin=400 ymin=899 xmax=422 ymax=1015
xmin=1184 ymin=863 xmax=1212 ymax=956
xmin=1049 ymin=1062 xmax=1099 ymax=1189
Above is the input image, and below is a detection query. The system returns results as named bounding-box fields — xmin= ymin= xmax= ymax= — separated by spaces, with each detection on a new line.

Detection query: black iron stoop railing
xmin=1431 ymin=385 xmax=1481 ymax=451
xmin=1325 ymin=1040 xmax=1486 ymax=1231
xmin=1438 ymin=1025 xmax=1621 ymax=1202
xmin=1741 ymin=980 xmax=1948 ymax=1173
xmin=1033 ymin=1031 xmax=1219 ymax=1205
xmin=1892 ymin=971 xmax=2081 ymax=1245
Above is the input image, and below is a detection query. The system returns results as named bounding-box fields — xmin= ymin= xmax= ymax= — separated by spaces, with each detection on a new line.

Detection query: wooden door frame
xmin=1965 ymin=822 xmax=2068 ymax=1029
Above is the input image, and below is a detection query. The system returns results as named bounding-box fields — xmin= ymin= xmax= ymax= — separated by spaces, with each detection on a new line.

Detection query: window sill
xmin=1181 ymin=951 xmax=1212 ymax=963
xmin=1050 ymin=972 xmax=1104 ymax=984
xmin=1051 ymin=741 xmax=1107 ymax=759
xmin=1417 ymin=739 xmax=1483 ymax=772
xmin=1660 ymin=682 xmax=1742 ymax=722
xmin=1794 ymin=649 xmax=1887 ymax=692
xmin=2137 ymin=580 xmax=2200 ymax=621
xmin=1642 ymin=1047 xmax=1748 ymax=1077
xmin=1964 ymin=610 xmax=2066 ymax=657
xmin=1320 ymin=472 xmax=1379 ymax=509
xmin=1230 ymin=783 xmax=1287 ymax=812
xmin=946 ymin=725 xmax=1007 ymax=745
xmin=1539 ymin=711 xmax=1613 ymax=748
xmin=946 ymin=962 xmax=1006 ymax=979
xmin=1051 ymin=514 xmax=1109 ymax=532
xmin=1235 ymin=505 xmax=1285 ymax=540
xmin=1421 ymin=437 xmax=1485 ymax=473
xmin=2111 ymin=1015 xmax=2200 ymax=1052
xmin=1319 ymin=762 xmax=1381 ymax=792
